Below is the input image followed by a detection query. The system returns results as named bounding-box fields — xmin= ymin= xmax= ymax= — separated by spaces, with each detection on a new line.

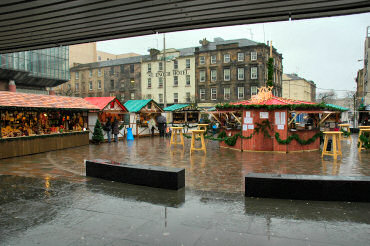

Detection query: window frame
xmin=224 ymin=87 xmax=231 ymax=100
xmin=147 ymin=78 xmax=152 ymax=88
xmin=147 ymin=63 xmax=151 ymax=72
xmin=200 ymin=88 xmax=206 ymax=101
xmin=186 ymin=59 xmax=190 ymax=69
xmin=251 ymin=86 xmax=258 ymax=96
xmin=224 ymin=54 xmax=230 ymax=63
xmin=211 ymin=55 xmax=216 ymax=64
xmin=238 ymin=87 xmax=244 ymax=99
xmin=251 ymin=67 xmax=258 ymax=79
xmin=238 ymin=67 xmax=245 ymax=80
xmin=237 ymin=52 xmax=244 ymax=61
xmin=199 ymin=56 xmax=205 ymax=65
xmin=89 ymin=81 xmax=93 ymax=90
xmin=98 ymin=69 xmax=101 ymax=77
xmin=75 ymin=72 xmax=79 ymax=80
xmin=174 ymin=60 xmax=178 ymax=69
xmin=158 ymin=77 xmax=163 ymax=88
xmin=199 ymin=70 xmax=206 ymax=82
xmin=159 ymin=62 xmax=163 ymax=71
xmin=173 ymin=76 xmax=178 ymax=86
xmin=98 ymin=80 xmax=102 ymax=90
xmin=174 ymin=93 xmax=179 ymax=103
xmin=251 ymin=51 xmax=257 ymax=61
xmin=211 ymin=88 xmax=217 ymax=101
xmin=224 ymin=68 xmax=230 ymax=81
xmin=186 ymin=75 xmax=191 ymax=86
xmin=211 ymin=69 xmax=217 ymax=82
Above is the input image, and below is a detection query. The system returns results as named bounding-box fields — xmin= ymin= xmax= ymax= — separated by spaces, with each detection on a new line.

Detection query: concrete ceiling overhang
xmin=0 ymin=0 xmax=369 ymax=53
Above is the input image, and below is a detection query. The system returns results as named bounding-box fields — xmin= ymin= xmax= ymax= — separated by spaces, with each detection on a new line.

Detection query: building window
xmin=129 ymin=93 xmax=134 ymax=99
xmin=238 ymin=87 xmax=244 ymax=99
xmin=174 ymin=60 xmax=178 ymax=69
xmin=224 ymin=68 xmax=230 ymax=81
xmin=174 ymin=76 xmax=178 ymax=86
xmin=251 ymin=86 xmax=258 ymax=96
xmin=186 ymin=59 xmax=190 ymax=69
xmin=199 ymin=70 xmax=205 ymax=82
xmin=98 ymin=69 xmax=101 ymax=77
xmin=224 ymin=54 xmax=230 ymax=63
xmin=110 ymin=80 xmax=114 ymax=89
xmin=148 ymin=63 xmax=151 ymax=72
xmin=130 ymin=78 xmax=135 ymax=85
xmin=75 ymin=83 xmax=79 ymax=91
xmin=120 ymin=93 xmax=125 ymax=100
xmin=174 ymin=93 xmax=178 ymax=103
xmin=211 ymin=69 xmax=217 ymax=82
xmin=146 ymin=94 xmax=152 ymax=99
xmin=159 ymin=62 xmax=163 ymax=71
xmin=147 ymin=78 xmax=152 ymax=88
xmin=186 ymin=75 xmax=190 ymax=86
xmin=237 ymin=53 xmax=244 ymax=61
xmin=98 ymin=56 xmax=101 ymax=61
xmin=224 ymin=87 xmax=231 ymax=100
xmin=186 ymin=92 xmax=191 ymax=103
xmin=251 ymin=51 xmax=257 ymax=61
xmin=251 ymin=67 xmax=258 ymax=79
xmin=89 ymin=70 xmax=92 ymax=77
xmin=211 ymin=88 xmax=217 ymax=100
xmin=211 ymin=55 xmax=216 ymax=64
xmin=98 ymin=80 xmax=101 ymax=89
xmin=89 ymin=81 xmax=93 ymax=90
xmin=158 ymin=77 xmax=163 ymax=88
xmin=121 ymin=81 xmax=125 ymax=88
xmin=200 ymin=88 xmax=205 ymax=100
xmin=75 ymin=72 xmax=79 ymax=80
xmin=159 ymin=93 xmax=163 ymax=103
xmin=110 ymin=66 xmax=114 ymax=75
xmin=120 ymin=65 xmax=125 ymax=73
xmin=130 ymin=64 xmax=134 ymax=73
xmin=199 ymin=56 xmax=205 ymax=65
xmin=238 ymin=68 xmax=244 ymax=80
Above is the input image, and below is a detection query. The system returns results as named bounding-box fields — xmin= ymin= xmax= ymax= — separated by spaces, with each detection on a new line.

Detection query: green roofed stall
xmin=163 ymin=104 xmax=200 ymax=126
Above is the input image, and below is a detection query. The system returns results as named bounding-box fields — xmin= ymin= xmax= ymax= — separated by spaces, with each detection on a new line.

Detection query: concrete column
xmin=9 ymin=80 xmax=16 ymax=92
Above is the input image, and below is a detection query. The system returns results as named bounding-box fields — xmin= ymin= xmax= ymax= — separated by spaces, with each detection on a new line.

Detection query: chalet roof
xmin=0 ymin=91 xmax=99 ymax=111
xmin=84 ymin=97 xmax=127 ymax=111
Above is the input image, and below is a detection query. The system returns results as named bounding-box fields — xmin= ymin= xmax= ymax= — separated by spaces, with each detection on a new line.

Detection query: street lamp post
xmin=163 ymin=33 xmax=167 ymax=108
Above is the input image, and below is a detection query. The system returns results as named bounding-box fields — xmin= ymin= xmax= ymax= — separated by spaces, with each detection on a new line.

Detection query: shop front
xmin=84 ymin=97 xmax=128 ymax=140
xmin=124 ymin=99 xmax=164 ymax=137
xmin=0 ymin=91 xmax=99 ymax=159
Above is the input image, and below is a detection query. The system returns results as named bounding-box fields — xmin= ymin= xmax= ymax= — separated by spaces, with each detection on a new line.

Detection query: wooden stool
xmin=338 ymin=123 xmax=351 ymax=141
xmin=358 ymin=128 xmax=370 ymax=152
xmin=322 ymin=131 xmax=342 ymax=160
xmin=170 ymin=127 xmax=184 ymax=147
xmin=190 ymin=130 xmax=206 ymax=154
xmin=197 ymin=124 xmax=209 ymax=131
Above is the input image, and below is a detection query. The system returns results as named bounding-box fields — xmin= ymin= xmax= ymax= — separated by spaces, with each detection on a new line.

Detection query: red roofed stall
xmin=84 ymin=97 xmax=128 ymax=140
xmin=214 ymin=89 xmax=342 ymax=153
xmin=0 ymin=91 xmax=100 ymax=159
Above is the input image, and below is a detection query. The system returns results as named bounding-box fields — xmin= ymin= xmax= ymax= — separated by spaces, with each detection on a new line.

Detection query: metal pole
xmin=163 ymin=33 xmax=167 ymax=108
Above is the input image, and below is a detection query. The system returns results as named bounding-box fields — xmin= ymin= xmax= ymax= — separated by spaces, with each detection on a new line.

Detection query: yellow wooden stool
xmin=197 ymin=124 xmax=209 ymax=131
xmin=322 ymin=131 xmax=342 ymax=160
xmin=338 ymin=123 xmax=352 ymax=142
xmin=170 ymin=127 xmax=184 ymax=147
xmin=190 ymin=130 xmax=206 ymax=154
xmin=358 ymin=128 xmax=370 ymax=152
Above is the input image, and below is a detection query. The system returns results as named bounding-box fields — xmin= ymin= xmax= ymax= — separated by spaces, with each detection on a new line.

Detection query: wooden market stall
xmin=214 ymin=87 xmax=343 ymax=152
xmin=84 ymin=97 xmax=128 ymax=140
xmin=163 ymin=104 xmax=200 ymax=128
xmin=124 ymin=99 xmax=163 ymax=137
xmin=0 ymin=91 xmax=99 ymax=159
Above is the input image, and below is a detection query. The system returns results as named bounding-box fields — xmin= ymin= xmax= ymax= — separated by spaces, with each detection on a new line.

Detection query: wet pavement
xmin=0 ymin=135 xmax=369 ymax=193
xmin=0 ymin=136 xmax=369 ymax=245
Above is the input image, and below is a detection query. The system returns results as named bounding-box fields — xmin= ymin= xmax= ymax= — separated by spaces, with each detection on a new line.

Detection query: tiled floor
xmin=0 ymin=135 xmax=368 ymax=193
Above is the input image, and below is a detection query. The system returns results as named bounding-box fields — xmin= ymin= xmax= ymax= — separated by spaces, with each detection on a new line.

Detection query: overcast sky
xmin=97 ymin=13 xmax=370 ymax=98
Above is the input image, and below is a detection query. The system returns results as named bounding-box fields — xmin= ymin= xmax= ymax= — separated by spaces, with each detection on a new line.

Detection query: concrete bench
xmin=245 ymin=173 xmax=370 ymax=202
xmin=86 ymin=159 xmax=185 ymax=190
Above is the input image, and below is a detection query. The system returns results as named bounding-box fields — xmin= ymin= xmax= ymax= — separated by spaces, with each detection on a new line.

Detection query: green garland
xmin=215 ymin=102 xmax=345 ymax=112
xmin=341 ymin=128 xmax=351 ymax=137
xmin=274 ymin=132 xmax=322 ymax=145
xmin=267 ymin=57 xmax=274 ymax=87
xmin=0 ymin=131 xmax=88 ymax=142
xmin=359 ymin=132 xmax=370 ymax=149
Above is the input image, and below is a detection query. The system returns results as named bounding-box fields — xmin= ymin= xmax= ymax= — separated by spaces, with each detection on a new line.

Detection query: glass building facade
xmin=0 ymin=46 xmax=70 ymax=82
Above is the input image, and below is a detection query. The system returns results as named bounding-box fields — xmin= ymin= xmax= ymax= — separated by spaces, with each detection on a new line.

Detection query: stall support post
xmin=0 ymin=110 xmax=2 ymax=138
xmin=185 ymin=112 xmax=188 ymax=124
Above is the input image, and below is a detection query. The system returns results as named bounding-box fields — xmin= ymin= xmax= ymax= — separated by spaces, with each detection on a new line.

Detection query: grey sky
xmin=97 ymin=13 xmax=370 ymax=97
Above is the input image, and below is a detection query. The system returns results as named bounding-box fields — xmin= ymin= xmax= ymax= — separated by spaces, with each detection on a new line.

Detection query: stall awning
xmin=163 ymin=104 xmax=190 ymax=112
xmin=84 ymin=97 xmax=127 ymax=112
xmin=124 ymin=99 xmax=163 ymax=113
xmin=325 ymin=104 xmax=349 ymax=111
xmin=0 ymin=91 xmax=99 ymax=111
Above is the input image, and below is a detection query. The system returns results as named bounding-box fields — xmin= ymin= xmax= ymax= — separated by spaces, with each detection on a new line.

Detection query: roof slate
xmin=163 ymin=104 xmax=190 ymax=111
xmin=124 ymin=99 xmax=153 ymax=112
xmin=0 ymin=91 xmax=99 ymax=110
xmin=198 ymin=38 xmax=259 ymax=52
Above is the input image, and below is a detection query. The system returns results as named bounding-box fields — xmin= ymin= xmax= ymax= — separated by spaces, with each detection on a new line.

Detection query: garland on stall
xmin=359 ymin=132 xmax=370 ymax=149
xmin=341 ymin=128 xmax=351 ymax=137
xmin=183 ymin=120 xmax=271 ymax=146
xmin=274 ymin=132 xmax=322 ymax=145
xmin=0 ymin=131 xmax=88 ymax=142
xmin=215 ymin=102 xmax=345 ymax=112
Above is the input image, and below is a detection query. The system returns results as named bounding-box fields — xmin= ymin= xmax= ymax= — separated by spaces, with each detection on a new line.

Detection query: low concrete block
xmin=245 ymin=173 xmax=370 ymax=202
xmin=86 ymin=159 xmax=185 ymax=190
